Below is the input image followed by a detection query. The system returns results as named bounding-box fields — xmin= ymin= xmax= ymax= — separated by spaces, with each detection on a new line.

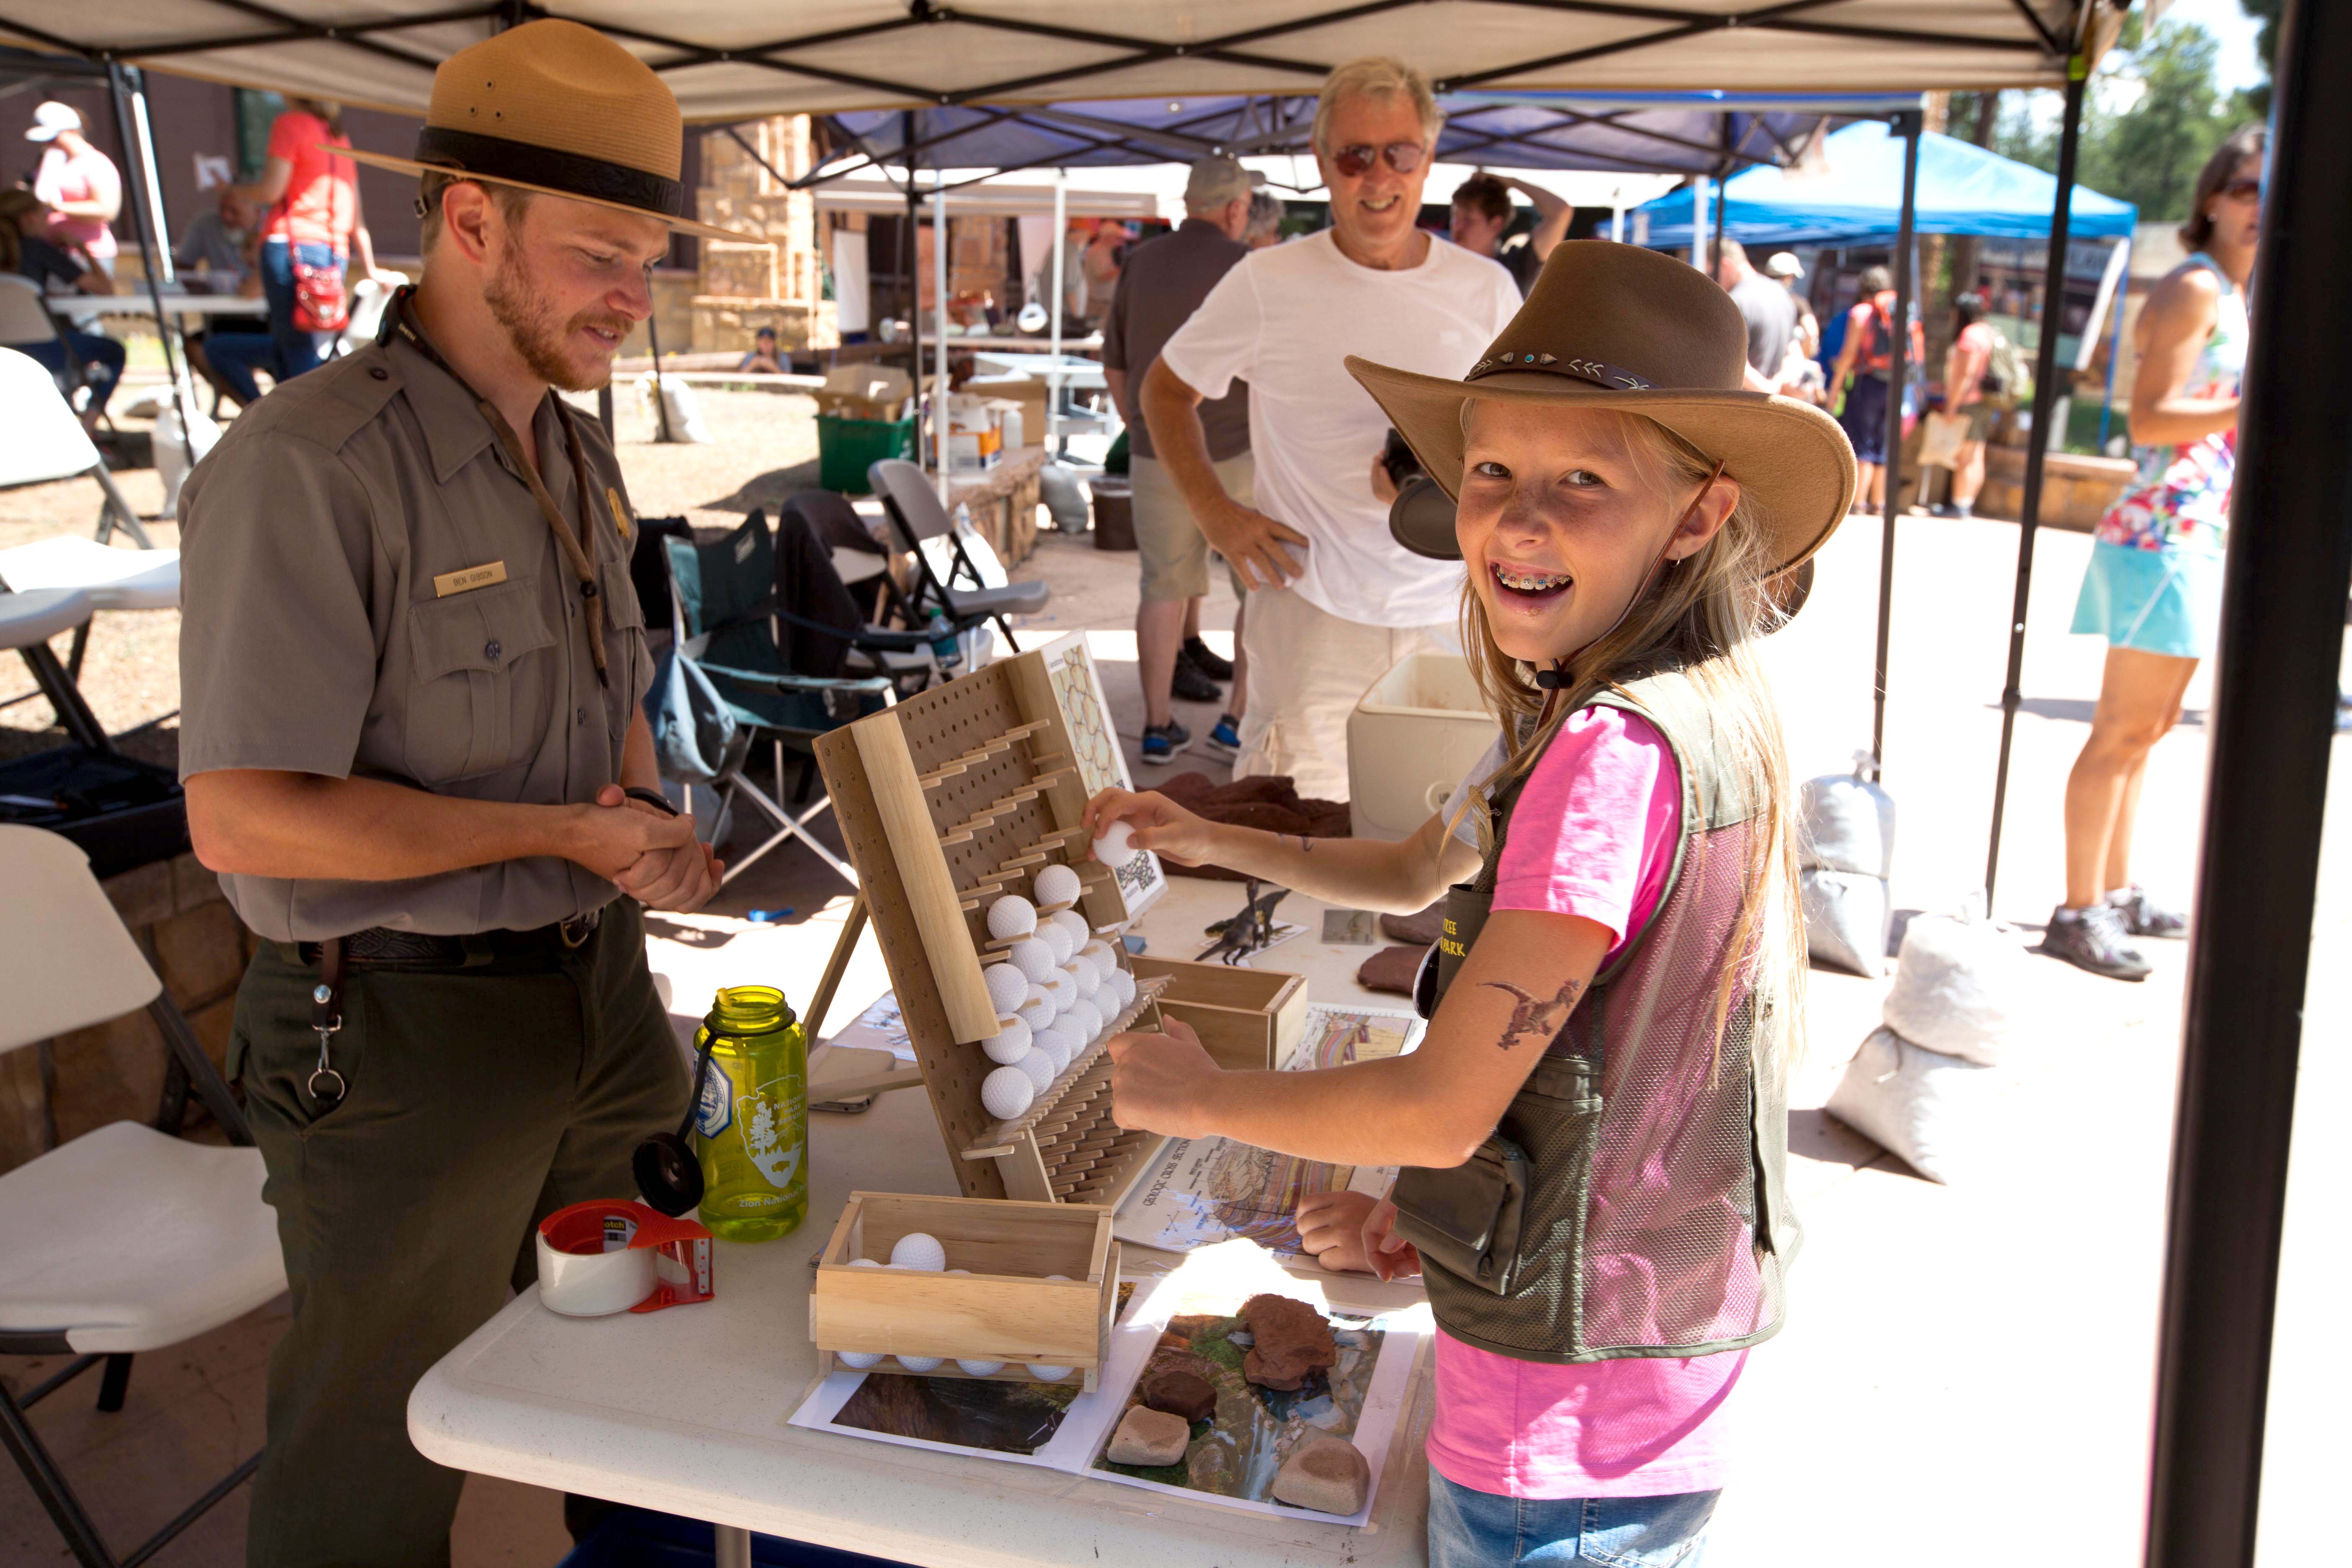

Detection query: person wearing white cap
xmin=26 ymin=100 xmax=120 ymax=276
xmin=1764 ymin=251 xmax=1823 ymax=400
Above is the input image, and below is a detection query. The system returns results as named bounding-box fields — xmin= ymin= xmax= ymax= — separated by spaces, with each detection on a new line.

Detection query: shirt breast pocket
xmin=597 ymin=558 xmax=647 ymax=734
xmin=404 ymin=581 xmax=558 ymax=783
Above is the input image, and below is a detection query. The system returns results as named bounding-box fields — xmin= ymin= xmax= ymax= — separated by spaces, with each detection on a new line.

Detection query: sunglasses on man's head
xmin=2220 ymin=177 xmax=2262 ymax=202
xmin=1329 ymin=141 xmax=1429 ymax=178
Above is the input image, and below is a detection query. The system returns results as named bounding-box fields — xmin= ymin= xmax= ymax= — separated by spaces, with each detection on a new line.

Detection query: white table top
xmin=49 ymin=291 xmax=269 ymax=320
xmin=408 ymin=876 xmax=1433 ymax=1566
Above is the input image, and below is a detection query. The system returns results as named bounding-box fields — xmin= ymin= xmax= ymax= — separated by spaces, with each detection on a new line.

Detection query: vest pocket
xmin=1392 ymin=1135 xmax=1530 ymax=1295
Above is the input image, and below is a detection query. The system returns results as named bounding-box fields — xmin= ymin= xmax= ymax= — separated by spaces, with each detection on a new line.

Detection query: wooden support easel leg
xmin=802 ymin=893 xmax=868 ymax=1044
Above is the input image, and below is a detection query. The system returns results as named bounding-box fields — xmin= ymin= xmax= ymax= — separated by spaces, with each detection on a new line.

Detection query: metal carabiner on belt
xmin=309 ymin=936 xmax=348 ymax=1108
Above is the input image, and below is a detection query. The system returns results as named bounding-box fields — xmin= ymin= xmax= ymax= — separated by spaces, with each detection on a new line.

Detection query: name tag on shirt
xmin=433 ymin=560 xmax=508 ymax=597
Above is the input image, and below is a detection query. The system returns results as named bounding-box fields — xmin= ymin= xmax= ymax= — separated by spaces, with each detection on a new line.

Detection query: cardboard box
xmin=815 ymin=364 xmax=913 ymax=423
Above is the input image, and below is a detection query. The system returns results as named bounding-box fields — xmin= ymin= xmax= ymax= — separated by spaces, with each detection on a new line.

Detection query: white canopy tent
xmin=8 ymin=13 xmax=2342 ymax=1568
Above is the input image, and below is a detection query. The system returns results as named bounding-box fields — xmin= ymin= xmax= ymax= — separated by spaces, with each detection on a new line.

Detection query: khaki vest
xmin=1392 ymin=665 xmax=1801 ymax=1364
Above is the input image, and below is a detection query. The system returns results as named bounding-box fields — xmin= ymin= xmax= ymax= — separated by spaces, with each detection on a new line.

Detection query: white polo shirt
xmin=1158 ymin=229 xmax=1522 ymax=628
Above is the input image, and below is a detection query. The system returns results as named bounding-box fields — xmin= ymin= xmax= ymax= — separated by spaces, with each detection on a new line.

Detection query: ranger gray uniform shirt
xmin=177 ymin=331 xmax=654 ymax=941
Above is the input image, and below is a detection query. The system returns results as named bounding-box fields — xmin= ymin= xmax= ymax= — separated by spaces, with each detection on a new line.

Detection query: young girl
xmin=1086 ymin=241 xmax=1855 ymax=1567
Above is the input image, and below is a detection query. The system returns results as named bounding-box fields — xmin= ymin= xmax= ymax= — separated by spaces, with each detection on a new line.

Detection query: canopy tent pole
xmin=1870 ymin=108 xmax=1922 ymax=779
xmin=124 ymin=68 xmax=173 ymax=286
xmin=1610 ymin=186 xmax=1624 ymax=243
xmin=932 ymin=178 xmax=950 ymax=497
xmin=1982 ymin=62 xmax=2086 ymax=903
xmin=104 ymin=63 xmax=196 ymax=451
xmin=1048 ymin=168 xmax=1066 ymax=454
xmin=2148 ymin=3 xmax=2344 ymax=1561
xmin=1688 ymin=176 xmax=1708 ymax=268
xmin=904 ymin=112 xmax=922 ymax=478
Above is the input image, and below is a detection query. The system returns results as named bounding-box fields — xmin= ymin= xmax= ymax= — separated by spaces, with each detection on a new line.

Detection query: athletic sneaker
xmin=2043 ymin=902 xmax=2152 ymax=981
xmin=1206 ymin=713 xmax=1242 ymax=756
xmin=1140 ymin=720 xmax=1191 ymax=766
xmin=1171 ymin=650 xmax=1223 ymax=702
xmin=2107 ymin=885 xmax=2187 ymax=939
xmin=1182 ymin=636 xmax=1235 ymax=682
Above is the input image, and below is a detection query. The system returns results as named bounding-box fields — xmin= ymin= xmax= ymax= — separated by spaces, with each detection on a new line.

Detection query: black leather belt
xmin=291 ymin=907 xmax=603 ymax=969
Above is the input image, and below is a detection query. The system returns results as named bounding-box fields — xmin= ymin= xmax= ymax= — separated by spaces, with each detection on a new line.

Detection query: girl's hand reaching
xmin=1361 ymin=1197 xmax=1421 ymax=1282
xmin=1296 ymin=1187 xmax=1381 ymax=1273
xmin=1081 ymin=787 xmax=1221 ymax=867
xmin=1106 ymin=1017 xmax=1225 ymax=1138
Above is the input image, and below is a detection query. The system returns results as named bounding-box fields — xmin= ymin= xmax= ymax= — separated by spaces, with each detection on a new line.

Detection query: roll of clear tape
xmin=536 ymin=1228 xmax=658 ymax=1317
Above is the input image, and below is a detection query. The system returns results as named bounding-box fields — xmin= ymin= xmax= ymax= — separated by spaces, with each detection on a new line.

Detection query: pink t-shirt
xmin=1426 ymin=705 xmax=1747 ymax=1500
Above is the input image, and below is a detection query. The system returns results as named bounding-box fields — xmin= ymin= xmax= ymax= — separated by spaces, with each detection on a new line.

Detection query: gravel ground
xmin=0 ymin=383 xmax=827 ymax=767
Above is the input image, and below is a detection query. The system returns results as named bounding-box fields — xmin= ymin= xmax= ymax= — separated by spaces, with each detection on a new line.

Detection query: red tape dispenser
xmin=535 ymin=1199 xmax=716 ymax=1317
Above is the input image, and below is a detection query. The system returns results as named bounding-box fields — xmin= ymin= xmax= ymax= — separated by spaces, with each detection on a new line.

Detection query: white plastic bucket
xmin=1346 ymin=652 xmax=1501 ymax=841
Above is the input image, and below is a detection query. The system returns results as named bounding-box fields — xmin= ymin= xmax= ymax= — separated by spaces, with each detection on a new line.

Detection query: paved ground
xmin=4 ymin=388 xmax=2343 ymax=1564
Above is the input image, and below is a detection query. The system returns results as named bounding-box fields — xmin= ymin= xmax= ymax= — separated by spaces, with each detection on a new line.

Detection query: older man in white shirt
xmin=1142 ymin=57 xmax=1522 ymax=799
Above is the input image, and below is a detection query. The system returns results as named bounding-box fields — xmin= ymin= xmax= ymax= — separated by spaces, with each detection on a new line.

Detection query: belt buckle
xmin=559 ymin=911 xmax=598 ymax=949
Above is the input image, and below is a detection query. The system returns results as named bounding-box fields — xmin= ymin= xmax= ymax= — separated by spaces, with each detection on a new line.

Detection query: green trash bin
xmin=816 ymin=413 xmax=918 ymax=494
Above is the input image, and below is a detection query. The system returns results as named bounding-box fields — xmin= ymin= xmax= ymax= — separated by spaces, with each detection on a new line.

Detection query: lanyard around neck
xmin=387 ymin=289 xmax=609 ymax=686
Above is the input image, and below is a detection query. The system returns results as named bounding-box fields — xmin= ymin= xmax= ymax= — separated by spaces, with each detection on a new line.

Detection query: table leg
xmin=714 ymin=1522 xmax=753 ymax=1568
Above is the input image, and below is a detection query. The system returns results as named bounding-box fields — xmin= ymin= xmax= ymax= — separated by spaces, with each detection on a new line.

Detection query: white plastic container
xmin=1346 ymin=652 xmax=1502 ymax=841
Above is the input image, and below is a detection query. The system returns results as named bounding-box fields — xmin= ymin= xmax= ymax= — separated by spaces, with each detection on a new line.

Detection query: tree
xmin=2237 ymin=0 xmax=2280 ymax=120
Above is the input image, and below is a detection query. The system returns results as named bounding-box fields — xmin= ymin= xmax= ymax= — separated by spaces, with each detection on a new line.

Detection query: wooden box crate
xmin=810 ymin=1192 xmax=1118 ymax=1390
xmin=1128 ymin=957 xmax=1308 ymax=1072
xmin=812 ymin=651 xmax=1168 ymax=1206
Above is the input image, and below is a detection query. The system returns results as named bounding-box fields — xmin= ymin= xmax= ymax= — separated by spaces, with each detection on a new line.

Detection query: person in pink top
xmin=26 ymin=101 xmax=120 ymax=275
xmin=1932 ymin=292 xmax=2000 ymax=519
xmin=1088 ymin=241 xmax=1852 ymax=1565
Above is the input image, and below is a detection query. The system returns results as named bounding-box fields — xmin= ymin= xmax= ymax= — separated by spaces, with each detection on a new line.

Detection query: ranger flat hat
xmin=343 ymin=19 xmax=756 ymax=243
xmin=1349 ymin=239 xmax=1855 ymax=574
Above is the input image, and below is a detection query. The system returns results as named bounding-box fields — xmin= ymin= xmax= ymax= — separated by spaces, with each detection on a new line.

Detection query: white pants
xmin=1233 ymin=586 xmax=1458 ymax=802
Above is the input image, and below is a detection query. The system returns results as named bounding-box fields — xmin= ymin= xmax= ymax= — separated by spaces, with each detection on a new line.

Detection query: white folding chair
xmin=0 ymin=825 xmax=282 ymax=1568
xmin=0 ymin=346 xmax=150 ymax=549
xmin=0 ymin=535 xmax=179 ymax=683
xmin=0 ymin=585 xmax=109 ymax=752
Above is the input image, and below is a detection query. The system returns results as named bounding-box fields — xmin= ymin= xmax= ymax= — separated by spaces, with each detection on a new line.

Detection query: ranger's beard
xmin=483 ymin=244 xmax=632 ymax=392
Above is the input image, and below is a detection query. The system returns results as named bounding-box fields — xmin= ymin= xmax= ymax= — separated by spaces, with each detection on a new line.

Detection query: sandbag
xmin=1038 ymin=462 xmax=1090 ymax=533
xmin=154 ymin=399 xmax=222 ymax=518
xmin=640 ymin=373 xmax=714 ymax=444
xmin=1800 ymin=756 xmax=1896 ymax=877
xmin=1800 ymin=866 xmax=1889 ymax=977
xmin=1881 ymin=913 xmax=2027 ymax=1067
xmin=1825 ymin=1026 xmax=2009 ymax=1185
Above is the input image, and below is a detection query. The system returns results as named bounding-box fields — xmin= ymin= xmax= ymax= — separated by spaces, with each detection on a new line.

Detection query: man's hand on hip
xmin=1197 ymin=495 xmax=1309 ymax=592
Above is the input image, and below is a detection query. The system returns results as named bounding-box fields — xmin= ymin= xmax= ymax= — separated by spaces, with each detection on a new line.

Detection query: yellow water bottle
xmin=693 ymin=985 xmax=808 ymax=1242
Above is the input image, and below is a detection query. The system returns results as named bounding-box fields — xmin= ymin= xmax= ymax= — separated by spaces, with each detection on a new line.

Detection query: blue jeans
xmin=15 ymin=331 xmax=126 ymax=417
xmin=206 ymin=237 xmax=341 ymax=405
xmin=1428 ymin=1472 xmax=1719 ymax=1568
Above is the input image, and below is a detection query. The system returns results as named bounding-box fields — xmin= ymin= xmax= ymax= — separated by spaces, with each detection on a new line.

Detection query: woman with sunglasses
xmin=2048 ymin=126 xmax=2264 ymax=981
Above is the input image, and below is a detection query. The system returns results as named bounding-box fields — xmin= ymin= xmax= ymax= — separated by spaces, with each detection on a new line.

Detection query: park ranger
xmin=177 ymin=21 xmax=750 ymax=1564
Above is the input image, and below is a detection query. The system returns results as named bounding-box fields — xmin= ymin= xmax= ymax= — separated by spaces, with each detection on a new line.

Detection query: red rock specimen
xmin=1238 ymin=1294 xmax=1336 ymax=1391
xmin=1140 ymin=1364 xmax=1217 ymax=1423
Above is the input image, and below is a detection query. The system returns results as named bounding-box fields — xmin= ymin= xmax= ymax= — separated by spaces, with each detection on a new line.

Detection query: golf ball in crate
xmin=1017 ymin=986 xmax=1057 ymax=1028
xmin=1079 ymin=939 xmax=1118 ymax=980
xmin=1108 ymin=969 xmax=1137 ymax=1009
xmin=1069 ymin=959 xmax=1102 ymax=999
xmin=1039 ymin=969 xmax=1077 ymax=1009
xmin=846 ymin=1257 xmax=885 ymax=1269
xmin=1031 ymin=1024 xmax=1075 ymax=1072
xmin=981 ymin=1065 xmax=1036 ymax=1119
xmin=1037 ymin=922 xmax=1076 ymax=965
xmin=1026 ymin=1364 xmax=1073 ymax=1382
xmin=1033 ymin=863 xmax=1082 ymax=906
xmin=1062 ymin=999 xmax=1102 ymax=1043
xmin=983 ymin=963 xmax=1029 ymax=1014
xmin=957 ymin=1359 xmax=1006 ymax=1377
xmin=1050 ymin=908 xmax=1091 ymax=948
xmin=890 ymin=1232 xmax=947 ymax=1271
xmin=896 ymin=1356 xmax=943 ymax=1373
xmin=1015 ymin=1048 xmax=1058 ymax=1092
xmin=1092 ymin=818 xmax=1135 ymax=862
xmin=982 ymin=1016 xmax=1033 ymax=1065
xmin=986 ymin=894 xmax=1038 ymax=940
xmin=837 ymin=1351 xmax=884 ymax=1369
xmin=1008 ymin=937 xmax=1057 ymax=981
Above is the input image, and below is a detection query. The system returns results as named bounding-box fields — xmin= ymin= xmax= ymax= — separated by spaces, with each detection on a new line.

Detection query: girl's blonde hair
xmin=1461 ymin=408 xmax=1806 ymax=1062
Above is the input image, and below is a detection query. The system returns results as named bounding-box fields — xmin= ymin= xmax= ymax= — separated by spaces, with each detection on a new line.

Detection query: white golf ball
xmin=1069 ymin=959 xmax=1102 ymax=999
xmin=986 ymin=894 xmax=1038 ymax=940
xmin=957 ymin=1359 xmax=1006 ymax=1377
xmin=1019 ymin=984 xmax=1057 ymax=1028
xmin=1031 ymin=1024 xmax=1074 ymax=1072
xmin=1062 ymin=999 xmax=1102 ymax=1043
xmin=846 ymin=1257 xmax=885 ymax=1269
xmin=1037 ymin=970 xmax=1074 ymax=1012
xmin=837 ymin=1350 xmax=884 ymax=1369
xmin=1079 ymin=939 xmax=1119 ymax=980
xmin=981 ymin=1065 xmax=1037 ymax=1119
xmin=1038 ymin=922 xmax=1076 ymax=965
xmin=1109 ymin=968 xmax=1137 ymax=1008
xmin=1034 ymin=863 xmax=1082 ymax=907
xmin=982 ymin=1016 xmax=1033 ymax=1064
xmin=890 ymin=1232 xmax=947 ymax=1271
xmin=1050 ymin=908 xmax=1092 ymax=948
xmin=1092 ymin=818 xmax=1135 ymax=862
xmin=896 ymin=1355 xmax=944 ymax=1373
xmin=983 ymin=963 xmax=1030 ymax=1014
xmin=1026 ymin=1364 xmax=1074 ymax=1382
xmin=1008 ymin=937 xmax=1056 ymax=981
xmin=946 ymin=1269 xmax=972 ymax=1275
xmin=1016 ymin=1048 xmax=1058 ymax=1092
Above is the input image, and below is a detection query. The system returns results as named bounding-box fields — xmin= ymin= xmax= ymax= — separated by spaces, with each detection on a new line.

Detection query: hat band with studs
xmin=414 ymin=127 xmax=684 ymax=220
xmin=1466 ymin=351 xmax=1656 ymax=392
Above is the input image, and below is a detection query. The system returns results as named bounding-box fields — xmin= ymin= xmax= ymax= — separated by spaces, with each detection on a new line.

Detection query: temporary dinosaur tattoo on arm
xmin=1294 ymin=834 xmax=1313 ymax=854
xmin=1480 ymin=979 xmax=1584 ymax=1052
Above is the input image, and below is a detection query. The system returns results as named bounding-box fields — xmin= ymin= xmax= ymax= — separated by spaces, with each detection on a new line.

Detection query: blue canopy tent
xmin=1627 ymin=117 xmax=2137 ymax=244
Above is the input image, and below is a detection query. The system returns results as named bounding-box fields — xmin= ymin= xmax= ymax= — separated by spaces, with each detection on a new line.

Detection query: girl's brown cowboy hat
xmin=341 ymin=19 xmax=757 ymax=244
xmin=1348 ymin=240 xmax=1857 ymax=575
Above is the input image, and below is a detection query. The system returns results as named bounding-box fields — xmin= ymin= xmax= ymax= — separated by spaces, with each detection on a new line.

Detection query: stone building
xmin=692 ymin=115 xmax=837 ymax=355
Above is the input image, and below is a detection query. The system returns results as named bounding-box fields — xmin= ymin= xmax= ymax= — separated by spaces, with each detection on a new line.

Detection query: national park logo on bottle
xmin=738 ymin=1075 xmax=805 ymax=1193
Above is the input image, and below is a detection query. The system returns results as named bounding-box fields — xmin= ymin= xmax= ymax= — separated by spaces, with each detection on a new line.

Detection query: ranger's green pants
xmin=227 ymin=898 xmax=683 ymax=1568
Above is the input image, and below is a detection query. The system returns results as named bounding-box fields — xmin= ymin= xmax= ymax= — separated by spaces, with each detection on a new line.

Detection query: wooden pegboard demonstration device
xmin=813 ymin=650 xmax=1171 ymax=1207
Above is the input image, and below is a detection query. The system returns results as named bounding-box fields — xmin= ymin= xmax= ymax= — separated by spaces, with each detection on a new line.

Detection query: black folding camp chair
xmin=662 ymin=511 xmax=892 ymax=886
xmin=867 ymin=458 xmax=1052 ymax=654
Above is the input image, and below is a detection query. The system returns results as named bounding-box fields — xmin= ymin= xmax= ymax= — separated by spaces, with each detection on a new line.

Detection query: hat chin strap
xmin=1532 ymin=459 xmax=1724 ymax=693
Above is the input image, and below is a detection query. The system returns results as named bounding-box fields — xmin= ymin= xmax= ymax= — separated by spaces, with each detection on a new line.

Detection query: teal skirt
xmin=2070 ymin=539 xmax=2224 ymax=660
